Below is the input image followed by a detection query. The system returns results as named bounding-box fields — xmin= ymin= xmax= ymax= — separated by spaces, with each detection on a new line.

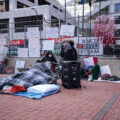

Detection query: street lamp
xmin=31 ymin=7 xmax=38 ymax=25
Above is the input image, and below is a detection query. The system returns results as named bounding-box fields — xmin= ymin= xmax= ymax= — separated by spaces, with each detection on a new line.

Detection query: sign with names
xmin=46 ymin=27 xmax=59 ymax=38
xmin=60 ymin=25 xmax=75 ymax=36
xmin=75 ymin=37 xmax=103 ymax=55
xmin=43 ymin=40 xmax=54 ymax=50
xmin=18 ymin=48 xmax=28 ymax=57
xmin=27 ymin=27 xmax=39 ymax=38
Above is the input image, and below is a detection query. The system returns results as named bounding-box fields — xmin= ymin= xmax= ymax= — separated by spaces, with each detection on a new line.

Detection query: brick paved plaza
xmin=0 ymin=75 xmax=120 ymax=120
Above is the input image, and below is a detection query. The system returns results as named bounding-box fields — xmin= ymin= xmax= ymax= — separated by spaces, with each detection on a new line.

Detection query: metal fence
xmin=0 ymin=16 xmax=120 ymax=57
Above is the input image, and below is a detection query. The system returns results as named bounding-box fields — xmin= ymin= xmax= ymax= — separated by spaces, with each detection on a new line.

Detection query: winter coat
xmin=61 ymin=42 xmax=77 ymax=61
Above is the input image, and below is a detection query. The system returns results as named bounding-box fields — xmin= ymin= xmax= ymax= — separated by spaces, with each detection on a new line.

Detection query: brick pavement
xmin=0 ymin=75 xmax=120 ymax=120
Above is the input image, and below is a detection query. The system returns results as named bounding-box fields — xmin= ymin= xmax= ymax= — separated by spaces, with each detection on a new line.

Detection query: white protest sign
xmin=27 ymin=27 xmax=39 ymax=38
xmin=15 ymin=61 xmax=25 ymax=73
xmin=0 ymin=36 xmax=6 ymax=46
xmin=46 ymin=27 xmax=59 ymax=38
xmin=100 ymin=65 xmax=112 ymax=76
xmin=43 ymin=40 xmax=54 ymax=50
xmin=75 ymin=37 xmax=103 ymax=55
xmin=0 ymin=55 xmax=4 ymax=62
xmin=18 ymin=48 xmax=28 ymax=57
xmin=0 ymin=36 xmax=7 ymax=55
xmin=28 ymin=38 xmax=40 ymax=48
xmin=60 ymin=25 xmax=75 ymax=36
xmin=29 ymin=48 xmax=40 ymax=57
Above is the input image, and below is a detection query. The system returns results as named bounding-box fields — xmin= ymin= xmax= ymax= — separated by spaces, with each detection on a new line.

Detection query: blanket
xmin=13 ymin=85 xmax=60 ymax=99
xmin=94 ymin=77 xmax=120 ymax=83
xmin=0 ymin=62 xmax=57 ymax=90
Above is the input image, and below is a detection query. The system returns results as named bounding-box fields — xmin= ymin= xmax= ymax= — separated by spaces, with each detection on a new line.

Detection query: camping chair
xmin=81 ymin=57 xmax=98 ymax=79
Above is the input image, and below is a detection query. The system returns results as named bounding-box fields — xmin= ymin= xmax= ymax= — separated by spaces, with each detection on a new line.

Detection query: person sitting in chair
xmin=40 ymin=51 xmax=58 ymax=72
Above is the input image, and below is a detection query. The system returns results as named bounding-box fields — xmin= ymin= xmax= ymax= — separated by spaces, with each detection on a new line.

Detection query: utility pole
xmin=65 ymin=0 xmax=67 ymax=24
xmin=90 ymin=5 xmax=91 ymax=37
xmin=74 ymin=0 xmax=76 ymax=25
xmin=82 ymin=0 xmax=85 ymax=36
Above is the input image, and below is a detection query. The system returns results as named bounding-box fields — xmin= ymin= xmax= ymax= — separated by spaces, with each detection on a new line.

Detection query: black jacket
xmin=61 ymin=42 xmax=77 ymax=61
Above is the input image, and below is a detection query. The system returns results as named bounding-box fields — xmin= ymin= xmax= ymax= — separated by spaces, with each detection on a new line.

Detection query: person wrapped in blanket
xmin=60 ymin=40 xmax=77 ymax=61
xmin=0 ymin=62 xmax=57 ymax=94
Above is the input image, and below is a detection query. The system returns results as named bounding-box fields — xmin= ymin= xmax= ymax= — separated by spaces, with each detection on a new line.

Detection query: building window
xmin=15 ymin=15 xmax=43 ymax=32
xmin=0 ymin=0 xmax=9 ymax=12
xmin=51 ymin=16 xmax=59 ymax=27
xmin=53 ymin=5 xmax=58 ymax=10
xmin=115 ymin=29 xmax=120 ymax=37
xmin=28 ymin=0 xmax=34 ymax=3
xmin=17 ymin=1 xmax=29 ymax=8
xmin=115 ymin=3 xmax=120 ymax=12
xmin=38 ymin=0 xmax=50 ymax=5
xmin=115 ymin=16 xmax=120 ymax=24
xmin=0 ymin=19 xmax=9 ymax=33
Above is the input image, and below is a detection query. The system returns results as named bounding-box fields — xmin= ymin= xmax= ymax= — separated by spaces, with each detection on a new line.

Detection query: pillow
xmin=100 ymin=65 xmax=112 ymax=76
xmin=27 ymin=84 xmax=59 ymax=94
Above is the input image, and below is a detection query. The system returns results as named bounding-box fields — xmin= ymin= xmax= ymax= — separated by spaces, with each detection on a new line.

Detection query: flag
xmin=87 ymin=0 xmax=92 ymax=6
xmin=78 ymin=0 xmax=92 ymax=6
xmin=78 ymin=0 xmax=85 ymax=4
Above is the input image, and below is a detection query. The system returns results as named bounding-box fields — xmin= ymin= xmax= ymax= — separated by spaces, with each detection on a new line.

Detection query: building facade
xmin=0 ymin=0 xmax=73 ymax=40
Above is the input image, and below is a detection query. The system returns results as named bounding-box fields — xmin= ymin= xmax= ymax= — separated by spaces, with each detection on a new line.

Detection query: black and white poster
xmin=75 ymin=37 xmax=103 ymax=55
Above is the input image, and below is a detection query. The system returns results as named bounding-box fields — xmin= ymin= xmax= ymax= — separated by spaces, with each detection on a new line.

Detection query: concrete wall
xmin=98 ymin=58 xmax=120 ymax=77
xmin=7 ymin=57 xmax=120 ymax=77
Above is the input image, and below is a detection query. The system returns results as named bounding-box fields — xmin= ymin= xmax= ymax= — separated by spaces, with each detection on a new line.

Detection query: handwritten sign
xmin=43 ymin=40 xmax=54 ymax=50
xmin=46 ymin=27 xmax=59 ymax=38
xmin=29 ymin=48 xmax=40 ymax=57
xmin=0 ymin=36 xmax=6 ymax=46
xmin=28 ymin=38 xmax=40 ymax=48
xmin=60 ymin=25 xmax=75 ymax=36
xmin=15 ymin=61 xmax=25 ymax=73
xmin=18 ymin=48 xmax=28 ymax=57
xmin=27 ymin=27 xmax=39 ymax=38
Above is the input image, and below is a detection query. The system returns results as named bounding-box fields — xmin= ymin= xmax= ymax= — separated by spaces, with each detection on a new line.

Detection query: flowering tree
xmin=94 ymin=15 xmax=117 ymax=46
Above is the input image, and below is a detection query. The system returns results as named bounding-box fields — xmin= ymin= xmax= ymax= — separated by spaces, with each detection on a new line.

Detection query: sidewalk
xmin=0 ymin=74 xmax=120 ymax=120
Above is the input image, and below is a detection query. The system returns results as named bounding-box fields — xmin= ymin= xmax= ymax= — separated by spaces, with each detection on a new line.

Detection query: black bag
xmin=114 ymin=45 xmax=120 ymax=57
xmin=61 ymin=61 xmax=81 ymax=89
